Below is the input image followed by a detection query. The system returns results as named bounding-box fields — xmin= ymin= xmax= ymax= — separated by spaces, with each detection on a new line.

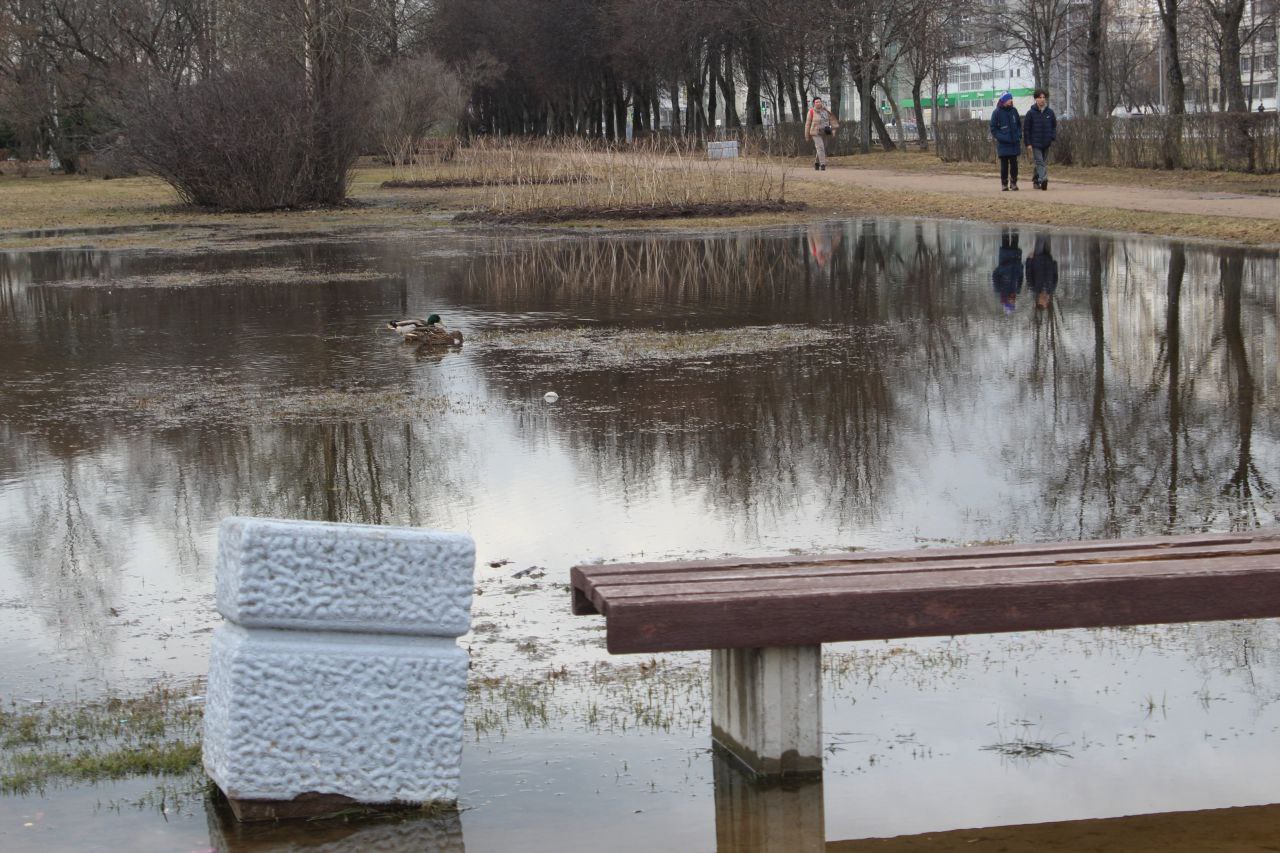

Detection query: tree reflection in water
xmin=0 ymin=223 xmax=1277 ymax=692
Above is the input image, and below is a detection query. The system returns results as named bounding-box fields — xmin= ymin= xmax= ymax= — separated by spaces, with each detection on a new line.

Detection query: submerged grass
xmin=466 ymin=658 xmax=708 ymax=739
xmin=477 ymin=325 xmax=850 ymax=368
xmin=0 ymin=682 xmax=205 ymax=795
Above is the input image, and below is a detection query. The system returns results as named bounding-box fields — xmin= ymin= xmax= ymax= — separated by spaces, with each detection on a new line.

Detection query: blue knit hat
xmin=998 ymin=92 xmax=1013 ymax=106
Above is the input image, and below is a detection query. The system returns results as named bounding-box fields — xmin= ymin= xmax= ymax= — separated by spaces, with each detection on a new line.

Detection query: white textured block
xmin=216 ymin=517 xmax=474 ymax=636
xmin=204 ymin=623 xmax=467 ymax=803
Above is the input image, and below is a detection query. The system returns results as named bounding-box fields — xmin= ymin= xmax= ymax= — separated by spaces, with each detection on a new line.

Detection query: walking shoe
xmin=1011 ymin=184 xmax=1019 ymax=191
xmin=820 ymin=164 xmax=827 ymax=170
xmin=1001 ymin=184 xmax=1009 ymax=191
xmin=1040 ymin=179 xmax=1048 ymax=190
xmin=814 ymin=161 xmax=821 ymax=170
xmin=1032 ymin=179 xmax=1041 ymax=188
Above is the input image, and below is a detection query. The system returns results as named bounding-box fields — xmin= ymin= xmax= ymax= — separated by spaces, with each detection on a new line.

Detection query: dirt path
xmin=797 ymin=163 xmax=1280 ymax=221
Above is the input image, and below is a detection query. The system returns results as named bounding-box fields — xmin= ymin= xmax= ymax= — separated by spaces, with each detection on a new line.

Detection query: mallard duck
xmin=402 ymin=314 xmax=463 ymax=347
xmin=386 ymin=317 xmax=431 ymax=336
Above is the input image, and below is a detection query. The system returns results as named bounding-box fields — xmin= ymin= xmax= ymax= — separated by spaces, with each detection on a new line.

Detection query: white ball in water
xmin=543 ymin=391 xmax=560 ymax=403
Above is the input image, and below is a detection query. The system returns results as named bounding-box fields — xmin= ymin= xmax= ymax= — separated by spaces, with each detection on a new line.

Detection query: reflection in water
xmin=1026 ymin=234 xmax=1058 ymax=311
xmin=714 ymin=753 xmax=823 ymax=853
xmin=992 ymin=228 xmax=1023 ymax=315
xmin=806 ymin=222 xmax=842 ymax=272
xmin=2 ymin=223 xmax=1279 ymax=693
xmin=205 ymin=791 xmax=466 ymax=852
xmin=1 ymin=221 xmax=1279 ymax=848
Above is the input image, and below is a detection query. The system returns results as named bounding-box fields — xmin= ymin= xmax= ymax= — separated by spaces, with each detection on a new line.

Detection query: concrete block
xmin=707 ymin=140 xmax=740 ymax=159
xmin=215 ymin=516 xmax=474 ymax=637
xmin=204 ymin=623 xmax=467 ymax=805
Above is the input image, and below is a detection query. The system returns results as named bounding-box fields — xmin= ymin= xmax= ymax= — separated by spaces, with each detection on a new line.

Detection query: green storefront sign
xmin=900 ymin=88 xmax=1035 ymax=109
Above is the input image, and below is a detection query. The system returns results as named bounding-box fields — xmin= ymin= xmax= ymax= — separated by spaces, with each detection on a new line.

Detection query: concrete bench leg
xmin=711 ymin=645 xmax=822 ymax=778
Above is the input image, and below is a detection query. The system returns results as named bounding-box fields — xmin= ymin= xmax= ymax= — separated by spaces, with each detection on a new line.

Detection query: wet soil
xmin=835 ymin=803 xmax=1280 ymax=851
xmin=382 ymin=176 xmax=589 ymax=189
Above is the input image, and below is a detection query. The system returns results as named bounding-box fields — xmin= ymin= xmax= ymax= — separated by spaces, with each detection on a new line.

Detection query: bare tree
xmin=371 ymin=53 xmax=466 ymax=166
xmin=1201 ymin=0 xmax=1250 ymax=111
xmin=989 ymin=0 xmax=1072 ymax=89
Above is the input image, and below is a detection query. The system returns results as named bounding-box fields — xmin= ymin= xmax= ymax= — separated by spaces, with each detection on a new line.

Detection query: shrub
xmin=370 ymin=55 xmax=467 ymax=168
xmin=117 ymin=65 xmax=369 ymax=210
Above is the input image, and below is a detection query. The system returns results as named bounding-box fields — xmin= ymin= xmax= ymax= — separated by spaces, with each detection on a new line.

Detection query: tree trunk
xmin=707 ymin=55 xmax=718 ymax=133
xmin=827 ymin=48 xmax=844 ymax=119
xmin=744 ymin=33 xmax=764 ymax=126
xmin=870 ymin=102 xmax=896 ymax=150
xmin=1086 ymin=0 xmax=1105 ymax=116
xmin=670 ymin=79 xmax=682 ymax=135
xmin=1214 ymin=0 xmax=1248 ymax=113
xmin=719 ymin=45 xmax=741 ymax=127
xmin=785 ymin=65 xmax=802 ymax=122
xmin=912 ymin=76 xmax=928 ymax=146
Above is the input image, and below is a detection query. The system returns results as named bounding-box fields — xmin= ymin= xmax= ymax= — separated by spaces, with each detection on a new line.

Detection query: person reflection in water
xmin=1025 ymin=234 xmax=1059 ymax=309
xmin=992 ymin=228 xmax=1024 ymax=315
xmin=807 ymin=222 xmax=841 ymax=269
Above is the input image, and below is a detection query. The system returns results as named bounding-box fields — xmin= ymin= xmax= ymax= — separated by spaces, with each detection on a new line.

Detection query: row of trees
xmin=1 ymin=0 xmax=1275 ymax=200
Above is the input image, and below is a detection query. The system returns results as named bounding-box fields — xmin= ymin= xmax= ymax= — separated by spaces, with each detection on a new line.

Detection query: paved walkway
xmin=791 ymin=164 xmax=1280 ymax=221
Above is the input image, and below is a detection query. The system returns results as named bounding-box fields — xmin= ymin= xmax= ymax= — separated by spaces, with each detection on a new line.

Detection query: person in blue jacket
xmin=989 ymin=92 xmax=1022 ymax=191
xmin=1023 ymin=89 xmax=1058 ymax=190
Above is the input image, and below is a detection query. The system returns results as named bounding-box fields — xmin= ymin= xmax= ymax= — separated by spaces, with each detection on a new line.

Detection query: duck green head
xmin=427 ymin=314 xmax=441 ymax=325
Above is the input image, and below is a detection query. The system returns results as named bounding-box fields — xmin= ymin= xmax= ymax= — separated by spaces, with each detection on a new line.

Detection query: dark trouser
xmin=999 ymin=155 xmax=1019 ymax=187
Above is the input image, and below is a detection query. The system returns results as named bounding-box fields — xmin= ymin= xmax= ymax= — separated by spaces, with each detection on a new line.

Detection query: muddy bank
xmin=382 ymin=176 xmax=589 ymax=189
xmin=833 ymin=803 xmax=1280 ymax=851
xmin=454 ymin=199 xmax=807 ymax=224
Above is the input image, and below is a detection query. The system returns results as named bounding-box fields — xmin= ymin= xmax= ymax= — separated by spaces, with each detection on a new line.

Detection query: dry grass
xmin=1 ymin=146 xmax=1276 ymax=249
xmin=396 ymin=137 xmax=790 ymax=213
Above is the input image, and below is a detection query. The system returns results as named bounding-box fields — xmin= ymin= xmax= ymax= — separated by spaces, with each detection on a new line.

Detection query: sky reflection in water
xmin=1 ymin=220 xmax=1279 ymax=851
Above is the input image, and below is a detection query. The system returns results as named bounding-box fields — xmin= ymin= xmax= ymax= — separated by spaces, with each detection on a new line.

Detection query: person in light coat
xmin=804 ymin=98 xmax=839 ymax=171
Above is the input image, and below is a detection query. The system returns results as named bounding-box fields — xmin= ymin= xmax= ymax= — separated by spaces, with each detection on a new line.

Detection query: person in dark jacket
xmin=992 ymin=228 xmax=1024 ymax=314
xmin=1023 ymin=89 xmax=1057 ymax=190
xmin=1025 ymin=234 xmax=1059 ymax=308
xmin=989 ymin=92 xmax=1022 ymax=191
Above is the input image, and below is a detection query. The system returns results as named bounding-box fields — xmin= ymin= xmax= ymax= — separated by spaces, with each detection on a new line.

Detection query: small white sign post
xmin=203 ymin=517 xmax=475 ymax=821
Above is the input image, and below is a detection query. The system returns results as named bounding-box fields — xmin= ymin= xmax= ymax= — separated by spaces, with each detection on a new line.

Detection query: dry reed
xmin=396 ymin=137 xmax=789 ymax=214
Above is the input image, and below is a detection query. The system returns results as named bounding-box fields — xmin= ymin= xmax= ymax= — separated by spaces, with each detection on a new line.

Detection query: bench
xmin=571 ymin=530 xmax=1280 ymax=778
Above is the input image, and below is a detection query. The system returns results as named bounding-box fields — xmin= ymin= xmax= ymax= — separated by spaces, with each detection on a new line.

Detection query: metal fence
xmin=936 ymin=113 xmax=1280 ymax=173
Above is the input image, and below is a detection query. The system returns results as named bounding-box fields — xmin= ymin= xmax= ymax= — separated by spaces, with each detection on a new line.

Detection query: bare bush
xmin=118 ymin=66 xmax=369 ymax=209
xmin=371 ymin=54 xmax=468 ymax=167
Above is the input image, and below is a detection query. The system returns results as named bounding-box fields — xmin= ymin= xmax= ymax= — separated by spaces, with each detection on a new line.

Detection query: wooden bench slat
xmin=577 ymin=541 xmax=1280 ymax=608
xmin=592 ymin=552 xmax=1280 ymax=602
xmin=574 ymin=531 xmax=1273 ymax=582
xmin=571 ymin=532 xmax=1280 ymax=653
xmin=599 ymin=566 xmax=1280 ymax=653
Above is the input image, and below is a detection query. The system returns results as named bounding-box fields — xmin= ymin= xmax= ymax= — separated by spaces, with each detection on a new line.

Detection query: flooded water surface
xmin=2 ymin=220 xmax=1279 ymax=851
